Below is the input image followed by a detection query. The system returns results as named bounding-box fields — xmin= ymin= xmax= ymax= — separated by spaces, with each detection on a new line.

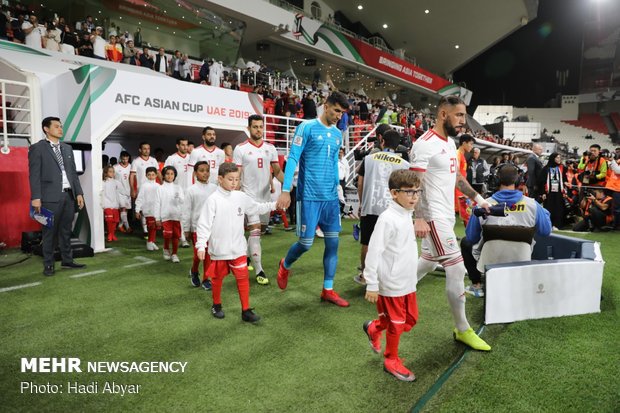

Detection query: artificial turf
xmin=0 ymin=221 xmax=617 ymax=412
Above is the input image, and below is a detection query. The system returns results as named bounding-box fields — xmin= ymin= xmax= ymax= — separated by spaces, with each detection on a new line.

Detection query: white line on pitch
xmin=70 ymin=270 xmax=108 ymax=279
xmin=0 ymin=282 xmax=42 ymax=293
xmin=123 ymin=256 xmax=156 ymax=268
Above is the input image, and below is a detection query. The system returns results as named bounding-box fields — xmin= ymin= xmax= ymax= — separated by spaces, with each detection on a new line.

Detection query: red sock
xmin=280 ymin=211 xmax=289 ymax=228
xmin=148 ymin=228 xmax=156 ymax=243
xmin=164 ymin=237 xmax=170 ymax=250
xmin=191 ymin=247 xmax=199 ymax=273
xmin=211 ymin=276 xmax=223 ymax=305
xmin=106 ymin=221 xmax=116 ymax=240
xmin=203 ymin=253 xmax=211 ymax=281
xmin=234 ymin=272 xmax=250 ymax=311
xmin=171 ymin=238 xmax=179 ymax=254
xmin=384 ymin=327 xmax=402 ymax=360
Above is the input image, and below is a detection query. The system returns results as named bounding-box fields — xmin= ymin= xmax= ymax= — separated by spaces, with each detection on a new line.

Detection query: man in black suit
xmin=526 ymin=143 xmax=543 ymax=199
xmin=29 ymin=117 xmax=86 ymax=276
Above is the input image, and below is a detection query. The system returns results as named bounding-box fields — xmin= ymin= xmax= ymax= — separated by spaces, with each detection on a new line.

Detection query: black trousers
xmin=460 ymin=238 xmax=482 ymax=285
xmin=41 ymin=191 xmax=75 ymax=266
xmin=287 ymin=186 xmax=297 ymax=225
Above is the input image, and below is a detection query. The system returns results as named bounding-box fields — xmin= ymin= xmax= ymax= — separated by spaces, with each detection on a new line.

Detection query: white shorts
xmin=420 ymin=219 xmax=460 ymax=261
xmin=119 ymin=194 xmax=131 ymax=209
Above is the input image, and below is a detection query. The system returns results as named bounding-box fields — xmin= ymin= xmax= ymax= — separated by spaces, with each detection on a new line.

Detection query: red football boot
xmin=384 ymin=357 xmax=415 ymax=382
xmin=277 ymin=258 xmax=290 ymax=290
xmin=320 ymin=289 xmax=350 ymax=307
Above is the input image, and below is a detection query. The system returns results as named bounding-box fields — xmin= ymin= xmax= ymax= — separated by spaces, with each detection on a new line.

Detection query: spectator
xmin=468 ymin=147 xmax=488 ymax=187
xmin=11 ymin=14 xmax=26 ymax=43
xmin=153 ymin=47 xmax=168 ymax=74
xmin=123 ymin=39 xmax=138 ymax=65
xmin=179 ymin=54 xmax=191 ymax=81
xmin=302 ymin=91 xmax=317 ymax=119
xmin=77 ymin=31 xmax=94 ymax=57
xmin=170 ymin=50 xmax=182 ymax=79
xmin=44 ymin=20 xmax=62 ymax=52
xmin=60 ymin=24 xmax=78 ymax=54
xmin=199 ymin=59 xmax=209 ymax=83
xmin=573 ymin=187 xmax=613 ymax=232
xmin=139 ymin=47 xmax=154 ymax=69
xmin=539 ymin=152 xmax=567 ymax=230
xmin=91 ymin=26 xmax=106 ymax=59
xmin=134 ymin=27 xmax=142 ymax=47
xmin=0 ymin=6 xmax=8 ymax=41
xmin=105 ymin=35 xmax=123 ymax=62
xmin=22 ymin=14 xmax=43 ymax=49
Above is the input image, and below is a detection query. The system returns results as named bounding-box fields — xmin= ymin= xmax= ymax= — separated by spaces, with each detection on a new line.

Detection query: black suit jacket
xmin=526 ymin=154 xmax=542 ymax=188
xmin=29 ymin=139 xmax=84 ymax=203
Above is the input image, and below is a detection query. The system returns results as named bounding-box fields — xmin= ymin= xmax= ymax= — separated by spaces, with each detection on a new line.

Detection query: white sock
xmin=120 ymin=211 xmax=129 ymax=228
xmin=248 ymin=230 xmax=263 ymax=274
xmin=141 ymin=216 xmax=147 ymax=232
xmin=444 ymin=260 xmax=470 ymax=332
xmin=417 ymin=257 xmax=438 ymax=282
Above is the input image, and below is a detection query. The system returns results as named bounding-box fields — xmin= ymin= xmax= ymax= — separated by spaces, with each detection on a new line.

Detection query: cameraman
xmin=574 ymin=188 xmax=613 ymax=231
xmin=460 ymin=164 xmax=551 ymax=297
xmin=605 ymin=154 xmax=620 ymax=229
xmin=578 ymin=144 xmax=607 ymax=187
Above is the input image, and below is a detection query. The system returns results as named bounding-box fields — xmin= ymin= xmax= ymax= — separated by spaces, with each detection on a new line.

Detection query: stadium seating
xmin=563 ymin=113 xmax=609 ymax=135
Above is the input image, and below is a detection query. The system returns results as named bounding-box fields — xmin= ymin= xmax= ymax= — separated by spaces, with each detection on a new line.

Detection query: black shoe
xmin=189 ymin=271 xmax=201 ymax=287
xmin=61 ymin=261 xmax=86 ymax=269
xmin=211 ymin=304 xmax=225 ymax=319
xmin=43 ymin=265 xmax=55 ymax=276
xmin=241 ymin=308 xmax=261 ymax=323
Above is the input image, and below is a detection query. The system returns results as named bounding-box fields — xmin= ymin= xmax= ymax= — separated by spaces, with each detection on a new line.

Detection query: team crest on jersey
xmin=293 ymin=135 xmax=303 ymax=146
xmin=317 ymin=135 xmax=323 ymax=140
xmin=237 ymin=207 xmax=243 ymax=217
xmin=441 ymin=149 xmax=447 ymax=154
xmin=446 ymin=237 xmax=456 ymax=248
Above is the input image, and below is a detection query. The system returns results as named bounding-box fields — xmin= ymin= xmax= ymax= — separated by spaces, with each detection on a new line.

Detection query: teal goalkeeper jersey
xmin=283 ymin=118 xmax=342 ymax=201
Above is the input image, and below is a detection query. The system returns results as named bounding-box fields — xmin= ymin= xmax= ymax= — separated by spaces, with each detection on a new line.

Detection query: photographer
xmin=573 ymin=188 xmax=613 ymax=232
xmin=604 ymin=154 xmax=620 ymax=229
xmin=578 ymin=144 xmax=607 ymax=187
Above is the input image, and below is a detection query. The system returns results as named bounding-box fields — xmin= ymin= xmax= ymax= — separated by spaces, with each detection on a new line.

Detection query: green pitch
xmin=0 ymin=221 xmax=618 ymax=412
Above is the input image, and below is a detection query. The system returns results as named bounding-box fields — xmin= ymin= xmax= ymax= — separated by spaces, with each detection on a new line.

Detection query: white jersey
xmin=164 ymin=152 xmax=191 ymax=190
xmin=101 ymin=179 xmax=121 ymax=209
xmin=409 ymin=129 xmax=457 ymax=222
xmin=188 ymin=145 xmax=225 ymax=185
xmin=182 ymin=181 xmax=218 ymax=232
xmin=233 ymin=140 xmax=279 ymax=201
xmin=155 ymin=182 xmax=185 ymax=222
xmin=130 ymin=156 xmax=159 ymax=192
xmin=113 ymin=163 xmax=131 ymax=197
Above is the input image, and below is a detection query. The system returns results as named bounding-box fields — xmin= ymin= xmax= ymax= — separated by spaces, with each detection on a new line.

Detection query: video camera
xmin=473 ymin=202 xmax=509 ymax=218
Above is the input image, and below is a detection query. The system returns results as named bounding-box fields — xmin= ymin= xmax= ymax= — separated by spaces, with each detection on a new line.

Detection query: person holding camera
xmin=604 ymin=155 xmax=620 ymax=229
xmin=578 ymin=144 xmax=607 ymax=187
xmin=574 ymin=188 xmax=613 ymax=231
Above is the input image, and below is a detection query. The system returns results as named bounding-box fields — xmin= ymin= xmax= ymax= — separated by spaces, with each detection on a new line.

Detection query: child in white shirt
xmin=156 ymin=166 xmax=185 ymax=263
xmin=102 ymin=165 xmax=121 ymax=243
xmin=135 ymin=167 xmax=160 ymax=251
xmin=363 ymin=169 xmax=421 ymax=382
xmin=182 ymin=161 xmax=217 ymax=288
xmin=196 ymin=163 xmax=276 ymax=323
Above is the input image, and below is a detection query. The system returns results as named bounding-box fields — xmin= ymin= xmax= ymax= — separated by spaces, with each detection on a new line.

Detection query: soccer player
xmin=456 ymin=134 xmax=475 ymax=227
xmin=130 ymin=142 xmax=160 ymax=233
xmin=275 ymin=91 xmax=351 ymax=307
xmin=363 ymin=169 xmax=421 ymax=382
xmin=113 ymin=151 xmax=132 ymax=233
xmin=165 ymin=138 xmax=192 ymax=247
xmin=410 ymin=95 xmax=491 ymax=351
xmin=234 ymin=114 xmax=284 ymax=285
xmin=156 ymin=166 xmax=185 ymax=263
xmin=196 ymin=163 xmax=277 ymax=323
xmin=355 ymin=130 xmax=411 ymax=285
xmin=182 ymin=161 xmax=217 ymax=289
xmin=135 ymin=167 xmax=160 ymax=251
xmin=188 ymin=126 xmax=225 ymax=185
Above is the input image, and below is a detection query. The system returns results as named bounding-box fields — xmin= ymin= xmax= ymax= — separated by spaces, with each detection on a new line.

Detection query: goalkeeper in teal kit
xmin=275 ymin=91 xmax=351 ymax=307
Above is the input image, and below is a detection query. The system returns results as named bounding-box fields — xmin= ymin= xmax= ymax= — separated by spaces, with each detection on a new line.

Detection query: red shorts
xmin=162 ymin=220 xmax=181 ymax=239
xmin=207 ymin=256 xmax=249 ymax=279
xmin=104 ymin=208 xmax=120 ymax=223
xmin=377 ymin=292 xmax=418 ymax=333
xmin=145 ymin=216 xmax=157 ymax=230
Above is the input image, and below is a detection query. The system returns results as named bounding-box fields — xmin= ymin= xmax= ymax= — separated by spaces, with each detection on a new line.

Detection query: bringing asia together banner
xmin=287 ymin=15 xmax=456 ymax=94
